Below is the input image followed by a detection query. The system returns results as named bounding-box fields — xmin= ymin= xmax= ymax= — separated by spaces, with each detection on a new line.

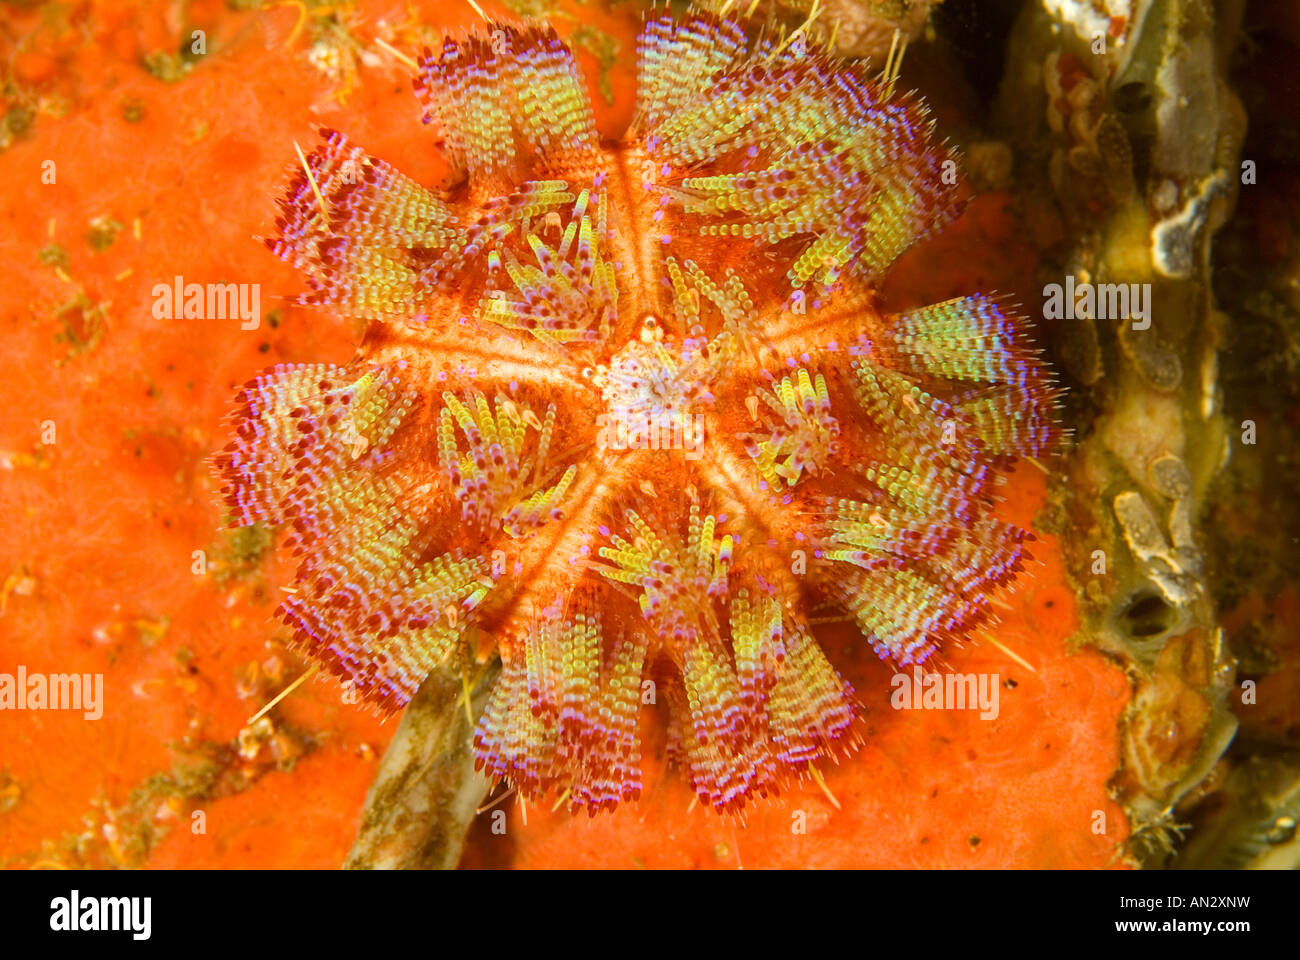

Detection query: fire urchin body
xmin=216 ymin=10 xmax=1057 ymax=814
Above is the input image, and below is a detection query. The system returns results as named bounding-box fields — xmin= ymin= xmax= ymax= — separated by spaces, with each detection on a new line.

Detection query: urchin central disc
xmin=593 ymin=332 xmax=713 ymax=456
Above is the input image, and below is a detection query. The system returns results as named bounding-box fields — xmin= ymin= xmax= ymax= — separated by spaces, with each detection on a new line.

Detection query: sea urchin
xmin=214 ymin=8 xmax=1058 ymax=816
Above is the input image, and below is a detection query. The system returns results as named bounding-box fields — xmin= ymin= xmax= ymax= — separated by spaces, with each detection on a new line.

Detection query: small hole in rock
xmin=1114 ymin=81 xmax=1152 ymax=114
xmin=1122 ymin=591 xmax=1174 ymax=638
